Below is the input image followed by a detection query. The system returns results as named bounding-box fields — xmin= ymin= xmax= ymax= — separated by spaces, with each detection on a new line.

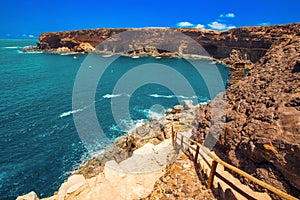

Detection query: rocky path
xmin=143 ymin=153 xmax=217 ymax=200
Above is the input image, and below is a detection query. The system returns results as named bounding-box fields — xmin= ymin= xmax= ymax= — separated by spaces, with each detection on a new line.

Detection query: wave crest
xmin=103 ymin=94 xmax=122 ymax=98
xmin=149 ymin=94 xmax=199 ymax=99
xmin=103 ymin=94 xmax=130 ymax=99
xmin=3 ymin=46 xmax=22 ymax=49
xmin=60 ymin=109 xmax=83 ymax=118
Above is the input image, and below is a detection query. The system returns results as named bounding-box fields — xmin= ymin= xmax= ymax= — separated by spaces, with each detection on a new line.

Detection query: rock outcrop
xmin=26 ymin=24 xmax=300 ymax=63
xmin=75 ymin=102 xmax=197 ymax=179
xmin=18 ymin=24 xmax=300 ymax=199
xmin=194 ymin=34 xmax=300 ymax=198
xmin=23 ymin=24 xmax=300 ymax=86
xmin=16 ymin=191 xmax=39 ymax=200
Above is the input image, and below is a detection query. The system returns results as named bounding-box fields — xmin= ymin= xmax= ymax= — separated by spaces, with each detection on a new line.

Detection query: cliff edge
xmin=19 ymin=23 xmax=300 ymax=199
xmin=27 ymin=24 xmax=299 ymax=64
xmin=196 ymin=33 xmax=300 ymax=198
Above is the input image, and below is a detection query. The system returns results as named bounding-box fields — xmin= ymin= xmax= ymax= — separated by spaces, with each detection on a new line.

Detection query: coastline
xmin=22 ymin=46 xmax=220 ymax=62
xmin=16 ymin=23 xmax=300 ymax=199
xmin=18 ymin=101 xmax=200 ymax=200
xmin=74 ymin=101 xmax=200 ymax=179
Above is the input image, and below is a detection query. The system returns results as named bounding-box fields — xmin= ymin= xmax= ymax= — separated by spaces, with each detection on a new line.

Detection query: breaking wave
xmin=149 ymin=94 xmax=199 ymax=99
xmin=60 ymin=109 xmax=83 ymax=118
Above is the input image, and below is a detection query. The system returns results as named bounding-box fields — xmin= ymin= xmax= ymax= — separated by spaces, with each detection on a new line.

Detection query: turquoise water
xmin=0 ymin=39 xmax=229 ymax=199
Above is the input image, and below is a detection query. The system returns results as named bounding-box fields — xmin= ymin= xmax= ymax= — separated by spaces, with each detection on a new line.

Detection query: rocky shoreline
xmin=24 ymin=24 xmax=300 ymax=85
xmin=23 ymin=25 xmax=299 ymax=62
xmin=17 ymin=23 xmax=300 ymax=199
xmin=17 ymin=101 xmax=200 ymax=200
xmin=75 ymin=101 xmax=198 ymax=177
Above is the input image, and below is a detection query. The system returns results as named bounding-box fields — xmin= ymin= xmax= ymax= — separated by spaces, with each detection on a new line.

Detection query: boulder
xmin=57 ymin=174 xmax=87 ymax=199
xmin=74 ymin=42 xmax=95 ymax=52
xmin=56 ymin=47 xmax=72 ymax=54
xmin=16 ymin=191 xmax=39 ymax=200
xmin=173 ymin=105 xmax=183 ymax=113
xmin=183 ymin=100 xmax=194 ymax=110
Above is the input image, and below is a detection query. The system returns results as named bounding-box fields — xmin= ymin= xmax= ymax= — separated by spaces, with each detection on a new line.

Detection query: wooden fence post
xmin=207 ymin=160 xmax=218 ymax=189
xmin=171 ymin=125 xmax=174 ymax=146
xmin=194 ymin=146 xmax=200 ymax=163
xmin=180 ymin=134 xmax=184 ymax=149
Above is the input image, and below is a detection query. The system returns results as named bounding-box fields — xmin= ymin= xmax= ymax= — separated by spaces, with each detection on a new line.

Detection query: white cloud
xmin=220 ymin=13 xmax=235 ymax=18
xmin=195 ymin=24 xmax=205 ymax=29
xmin=258 ymin=22 xmax=271 ymax=26
xmin=176 ymin=21 xmax=236 ymax=30
xmin=227 ymin=25 xmax=236 ymax=29
xmin=207 ymin=21 xmax=236 ymax=30
xmin=21 ymin=34 xmax=35 ymax=38
xmin=142 ymin=27 xmax=170 ymax=29
xmin=208 ymin=22 xmax=226 ymax=30
xmin=177 ymin=21 xmax=194 ymax=27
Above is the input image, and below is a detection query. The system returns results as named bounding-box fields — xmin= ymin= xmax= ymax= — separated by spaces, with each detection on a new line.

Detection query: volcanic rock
xmin=205 ymin=36 xmax=300 ymax=198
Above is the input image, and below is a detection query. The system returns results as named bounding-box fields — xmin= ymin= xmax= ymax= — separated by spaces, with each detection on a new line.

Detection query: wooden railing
xmin=171 ymin=123 xmax=298 ymax=200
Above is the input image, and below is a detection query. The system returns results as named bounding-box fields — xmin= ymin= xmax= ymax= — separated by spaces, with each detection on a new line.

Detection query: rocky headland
xmin=24 ymin=24 xmax=300 ymax=63
xmin=18 ymin=23 xmax=300 ymax=199
xmin=23 ymin=23 xmax=300 ymax=84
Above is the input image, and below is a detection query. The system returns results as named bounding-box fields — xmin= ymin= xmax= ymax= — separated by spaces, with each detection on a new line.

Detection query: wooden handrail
xmin=172 ymin=126 xmax=298 ymax=200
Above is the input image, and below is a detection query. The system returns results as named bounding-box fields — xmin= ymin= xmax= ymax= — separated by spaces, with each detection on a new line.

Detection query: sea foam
xmin=60 ymin=109 xmax=83 ymax=118
xmin=149 ymin=94 xmax=199 ymax=99
xmin=103 ymin=93 xmax=130 ymax=98
xmin=3 ymin=46 xmax=22 ymax=49
xmin=149 ymin=94 xmax=173 ymax=98
xmin=103 ymin=94 xmax=122 ymax=98
xmin=17 ymin=50 xmax=43 ymax=54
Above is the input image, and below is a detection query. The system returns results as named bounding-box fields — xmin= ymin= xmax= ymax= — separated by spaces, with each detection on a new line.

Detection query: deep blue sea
xmin=0 ymin=39 xmax=229 ymax=199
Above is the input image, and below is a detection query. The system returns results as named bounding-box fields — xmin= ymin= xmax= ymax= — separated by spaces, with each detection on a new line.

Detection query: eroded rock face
xmin=199 ymin=37 xmax=300 ymax=198
xmin=29 ymin=24 xmax=300 ymax=63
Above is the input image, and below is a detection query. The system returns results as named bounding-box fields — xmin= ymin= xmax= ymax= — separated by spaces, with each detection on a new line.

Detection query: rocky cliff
xmin=28 ymin=24 xmax=300 ymax=65
xmin=20 ymin=24 xmax=300 ymax=199
xmin=195 ymin=32 xmax=300 ymax=198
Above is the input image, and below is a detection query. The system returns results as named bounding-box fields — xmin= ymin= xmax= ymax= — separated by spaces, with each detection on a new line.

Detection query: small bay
xmin=0 ymin=39 xmax=229 ymax=199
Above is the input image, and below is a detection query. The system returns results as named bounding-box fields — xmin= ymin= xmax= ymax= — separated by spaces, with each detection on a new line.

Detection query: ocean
xmin=0 ymin=39 xmax=229 ymax=199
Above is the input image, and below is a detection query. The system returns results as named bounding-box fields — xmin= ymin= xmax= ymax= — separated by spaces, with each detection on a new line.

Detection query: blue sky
xmin=0 ymin=0 xmax=299 ymax=38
